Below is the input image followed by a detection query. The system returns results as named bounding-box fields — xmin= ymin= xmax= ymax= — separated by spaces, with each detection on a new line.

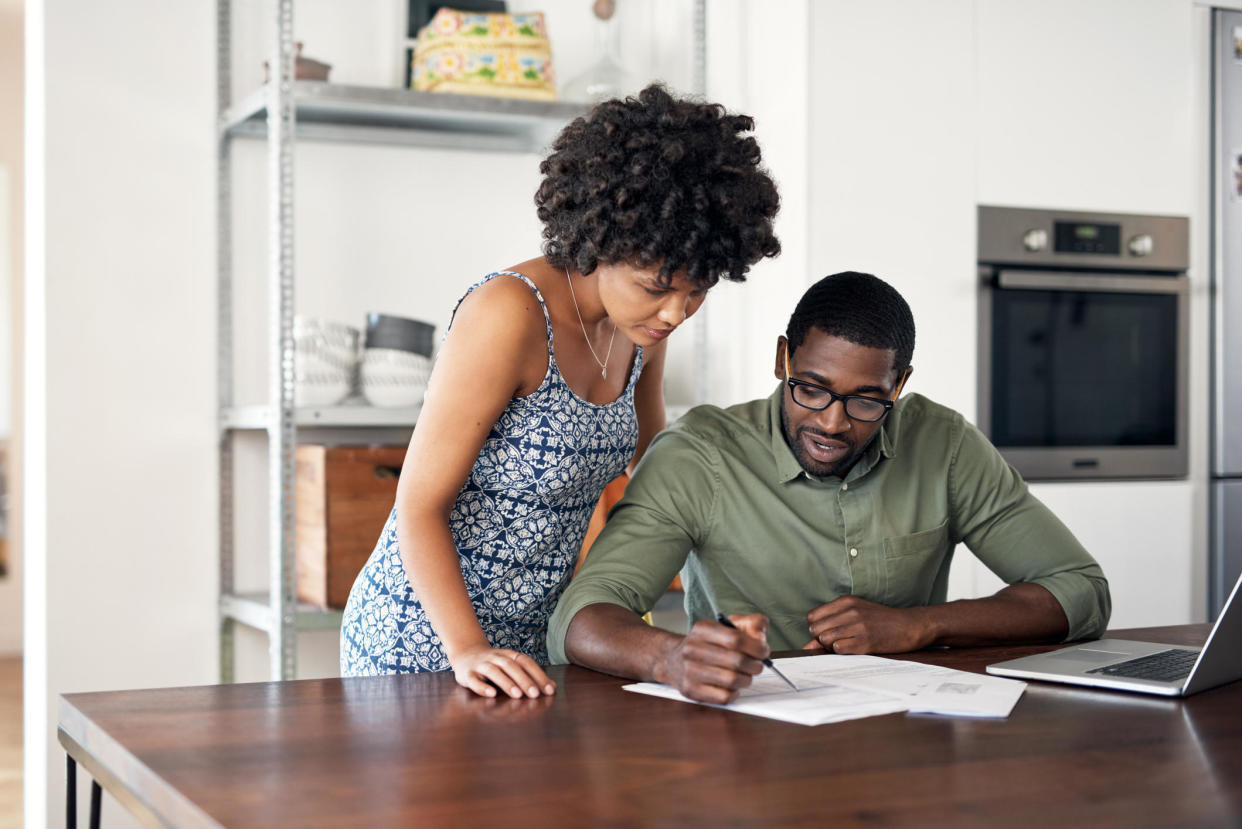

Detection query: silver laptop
xmin=986 ymin=572 xmax=1242 ymax=697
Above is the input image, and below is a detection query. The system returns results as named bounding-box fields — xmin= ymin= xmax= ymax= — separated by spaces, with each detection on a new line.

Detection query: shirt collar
xmin=768 ymin=386 xmax=805 ymax=483
xmin=766 ymin=383 xmax=900 ymax=485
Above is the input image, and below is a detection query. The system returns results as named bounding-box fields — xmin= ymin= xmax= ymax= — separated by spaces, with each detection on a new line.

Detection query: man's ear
xmin=894 ymin=365 xmax=913 ymax=398
xmin=775 ymin=336 xmax=789 ymax=380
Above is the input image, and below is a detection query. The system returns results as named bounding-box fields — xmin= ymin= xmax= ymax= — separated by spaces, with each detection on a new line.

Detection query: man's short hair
xmin=785 ymin=271 xmax=916 ymax=374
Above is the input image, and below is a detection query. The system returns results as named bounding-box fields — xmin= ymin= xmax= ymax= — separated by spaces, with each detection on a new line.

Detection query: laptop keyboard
xmin=1087 ymin=648 xmax=1198 ymax=682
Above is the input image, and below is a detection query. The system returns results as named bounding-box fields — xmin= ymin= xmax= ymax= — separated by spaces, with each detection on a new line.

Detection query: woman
xmin=340 ymin=84 xmax=781 ymax=697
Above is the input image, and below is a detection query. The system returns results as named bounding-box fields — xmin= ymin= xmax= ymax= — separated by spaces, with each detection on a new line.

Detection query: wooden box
xmin=296 ymin=445 xmax=406 ymax=609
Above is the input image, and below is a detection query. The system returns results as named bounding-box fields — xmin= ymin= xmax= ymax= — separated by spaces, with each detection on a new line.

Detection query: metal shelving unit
xmin=218 ymin=0 xmax=708 ymax=683
xmin=221 ymin=403 xmax=423 ymax=431
xmin=222 ymin=81 xmax=587 ymax=153
xmin=215 ymin=0 xmax=591 ymax=682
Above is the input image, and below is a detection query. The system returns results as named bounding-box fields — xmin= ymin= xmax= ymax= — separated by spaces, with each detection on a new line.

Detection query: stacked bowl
xmin=360 ymin=313 xmax=435 ymax=408
xmin=294 ymin=317 xmax=361 ymax=407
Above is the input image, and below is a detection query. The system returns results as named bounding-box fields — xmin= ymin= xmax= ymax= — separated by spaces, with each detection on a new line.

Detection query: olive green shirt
xmin=547 ymin=388 xmax=1111 ymax=662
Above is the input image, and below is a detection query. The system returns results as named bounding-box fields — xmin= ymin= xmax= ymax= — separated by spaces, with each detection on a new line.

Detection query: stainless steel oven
xmin=977 ymin=205 xmax=1189 ymax=481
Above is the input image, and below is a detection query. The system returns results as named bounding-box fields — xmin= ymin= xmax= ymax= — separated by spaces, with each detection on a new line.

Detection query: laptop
xmin=986 ymin=572 xmax=1242 ymax=697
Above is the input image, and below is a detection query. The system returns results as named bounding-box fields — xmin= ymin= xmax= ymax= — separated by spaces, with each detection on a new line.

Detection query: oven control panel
xmin=978 ymin=205 xmax=1188 ymax=272
xmin=1053 ymin=220 xmax=1120 ymax=255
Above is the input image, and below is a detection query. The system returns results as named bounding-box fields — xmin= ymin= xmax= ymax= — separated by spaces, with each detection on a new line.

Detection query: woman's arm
xmin=629 ymin=338 xmax=668 ymax=473
xmin=394 ymin=276 xmax=555 ymax=698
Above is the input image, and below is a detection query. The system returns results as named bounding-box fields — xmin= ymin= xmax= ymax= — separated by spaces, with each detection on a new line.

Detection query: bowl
xmin=295 ymin=316 xmax=361 ymax=401
xmin=360 ymin=348 xmax=433 ymax=408
xmin=294 ymin=374 xmax=352 ymax=407
xmin=364 ymin=313 xmax=435 ymax=357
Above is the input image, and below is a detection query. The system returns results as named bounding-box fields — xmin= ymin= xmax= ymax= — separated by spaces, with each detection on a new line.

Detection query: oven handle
xmin=996 ymin=269 xmax=1187 ymax=294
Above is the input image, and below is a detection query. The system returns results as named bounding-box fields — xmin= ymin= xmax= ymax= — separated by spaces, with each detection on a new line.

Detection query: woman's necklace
xmin=565 ymin=269 xmax=617 ymax=379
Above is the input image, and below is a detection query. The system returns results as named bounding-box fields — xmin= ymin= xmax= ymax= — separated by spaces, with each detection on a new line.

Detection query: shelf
xmin=222 ymin=401 xmax=421 ymax=430
xmin=220 ymin=592 xmax=344 ymax=634
xmin=220 ymin=81 xmax=589 ymax=153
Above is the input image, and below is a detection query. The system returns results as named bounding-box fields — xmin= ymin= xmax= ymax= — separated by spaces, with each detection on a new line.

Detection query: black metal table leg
xmin=89 ymin=780 xmax=102 ymax=829
xmin=66 ymin=754 xmax=103 ymax=829
xmin=66 ymin=755 xmax=77 ymax=829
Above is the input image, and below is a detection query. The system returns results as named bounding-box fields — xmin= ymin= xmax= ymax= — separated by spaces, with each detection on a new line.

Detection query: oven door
xmin=977 ymin=269 xmax=1189 ymax=480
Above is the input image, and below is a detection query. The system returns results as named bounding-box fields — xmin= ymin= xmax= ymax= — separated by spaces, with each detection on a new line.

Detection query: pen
xmin=715 ymin=613 xmax=799 ymax=692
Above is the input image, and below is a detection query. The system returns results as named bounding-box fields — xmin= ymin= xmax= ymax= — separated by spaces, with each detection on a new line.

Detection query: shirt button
xmin=849 ymin=548 xmax=858 ymax=557
xmin=841 ymin=483 xmax=849 ymax=491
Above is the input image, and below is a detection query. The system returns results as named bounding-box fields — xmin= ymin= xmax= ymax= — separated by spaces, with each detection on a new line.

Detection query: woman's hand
xmin=451 ymin=645 xmax=557 ymax=699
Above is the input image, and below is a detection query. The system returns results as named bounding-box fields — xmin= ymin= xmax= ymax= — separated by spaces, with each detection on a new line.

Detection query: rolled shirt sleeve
xmin=546 ymin=425 xmax=719 ymax=664
xmin=949 ymin=418 xmax=1112 ymax=641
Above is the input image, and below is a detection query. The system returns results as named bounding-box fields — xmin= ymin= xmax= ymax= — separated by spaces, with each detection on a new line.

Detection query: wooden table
xmin=59 ymin=625 xmax=1242 ymax=827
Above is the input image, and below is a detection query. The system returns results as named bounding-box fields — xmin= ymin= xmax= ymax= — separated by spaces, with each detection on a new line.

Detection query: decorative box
xmin=412 ymin=8 xmax=557 ymax=101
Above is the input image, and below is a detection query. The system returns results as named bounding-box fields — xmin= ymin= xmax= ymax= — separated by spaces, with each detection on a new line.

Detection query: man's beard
xmin=780 ymin=405 xmax=865 ymax=479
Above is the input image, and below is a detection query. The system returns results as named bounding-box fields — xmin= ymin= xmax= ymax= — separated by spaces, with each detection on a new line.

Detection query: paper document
xmin=623 ymin=654 xmax=1025 ymax=726
xmin=778 ymin=654 xmax=1027 ymax=718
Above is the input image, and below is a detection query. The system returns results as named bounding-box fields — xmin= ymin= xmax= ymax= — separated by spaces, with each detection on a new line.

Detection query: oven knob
xmin=1022 ymin=228 xmax=1048 ymax=252
xmin=1128 ymin=234 xmax=1154 ymax=257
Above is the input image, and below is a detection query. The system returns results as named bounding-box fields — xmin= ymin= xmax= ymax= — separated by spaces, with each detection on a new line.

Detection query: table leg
xmin=66 ymin=754 xmax=104 ymax=829
xmin=90 ymin=780 xmax=102 ymax=829
xmin=66 ymin=755 xmax=76 ymax=829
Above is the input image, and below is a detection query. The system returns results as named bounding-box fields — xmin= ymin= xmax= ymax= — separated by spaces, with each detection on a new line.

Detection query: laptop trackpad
xmin=1050 ymin=647 xmax=1134 ymax=664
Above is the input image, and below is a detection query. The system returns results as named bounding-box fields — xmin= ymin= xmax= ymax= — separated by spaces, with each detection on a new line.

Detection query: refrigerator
xmin=1211 ymin=10 xmax=1242 ymax=618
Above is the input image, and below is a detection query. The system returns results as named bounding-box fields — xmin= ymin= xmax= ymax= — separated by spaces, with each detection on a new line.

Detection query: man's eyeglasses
xmin=783 ymin=350 xmax=902 ymax=423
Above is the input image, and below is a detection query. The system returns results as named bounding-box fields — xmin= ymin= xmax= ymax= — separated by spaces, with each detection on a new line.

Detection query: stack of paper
xmin=622 ymin=654 xmax=1026 ymax=726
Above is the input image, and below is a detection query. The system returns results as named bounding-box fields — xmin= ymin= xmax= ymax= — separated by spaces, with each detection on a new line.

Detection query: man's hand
xmin=655 ymin=613 xmax=770 ymax=704
xmin=804 ymin=596 xmax=933 ymax=654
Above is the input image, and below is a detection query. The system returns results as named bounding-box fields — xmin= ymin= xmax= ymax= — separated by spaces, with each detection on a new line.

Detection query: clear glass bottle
xmin=563 ymin=0 xmax=639 ymax=103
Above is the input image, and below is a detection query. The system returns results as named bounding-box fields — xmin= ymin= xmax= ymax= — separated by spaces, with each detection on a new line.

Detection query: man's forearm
xmin=563 ymin=602 xmax=683 ymax=683
xmin=924 ymin=582 xmax=1070 ymax=647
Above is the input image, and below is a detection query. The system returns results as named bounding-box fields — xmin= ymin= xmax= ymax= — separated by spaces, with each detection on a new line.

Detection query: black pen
xmin=715 ymin=613 xmax=799 ymax=692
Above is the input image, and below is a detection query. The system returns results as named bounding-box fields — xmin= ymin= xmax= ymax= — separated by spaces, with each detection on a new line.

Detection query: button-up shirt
xmin=547 ymin=388 xmax=1111 ymax=661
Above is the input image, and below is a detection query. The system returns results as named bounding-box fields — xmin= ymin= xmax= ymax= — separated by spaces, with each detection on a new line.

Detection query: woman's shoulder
xmin=444 ymin=271 xmax=552 ymax=389
xmin=456 ymin=271 xmax=547 ymax=325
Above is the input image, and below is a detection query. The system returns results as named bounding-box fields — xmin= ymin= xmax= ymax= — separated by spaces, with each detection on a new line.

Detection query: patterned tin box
xmin=412 ymin=8 xmax=557 ymax=101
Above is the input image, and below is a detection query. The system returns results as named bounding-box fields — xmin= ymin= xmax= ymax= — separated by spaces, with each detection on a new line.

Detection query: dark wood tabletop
xmin=59 ymin=624 xmax=1242 ymax=828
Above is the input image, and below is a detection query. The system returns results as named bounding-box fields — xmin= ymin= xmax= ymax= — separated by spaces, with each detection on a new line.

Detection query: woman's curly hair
xmin=536 ymin=83 xmax=781 ymax=289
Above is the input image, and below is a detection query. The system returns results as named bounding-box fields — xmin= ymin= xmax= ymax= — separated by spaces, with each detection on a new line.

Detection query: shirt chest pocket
xmin=881 ymin=520 xmax=950 ymax=607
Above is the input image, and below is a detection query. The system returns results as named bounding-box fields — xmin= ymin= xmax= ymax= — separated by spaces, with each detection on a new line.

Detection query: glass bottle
xmin=563 ymin=0 xmax=639 ymax=103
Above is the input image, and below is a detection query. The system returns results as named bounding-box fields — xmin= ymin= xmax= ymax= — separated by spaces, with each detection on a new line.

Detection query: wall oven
xmin=977 ymin=205 xmax=1189 ymax=481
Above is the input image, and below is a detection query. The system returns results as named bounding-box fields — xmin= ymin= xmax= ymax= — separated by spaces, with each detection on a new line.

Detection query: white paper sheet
xmin=622 ymin=654 xmax=1026 ymax=726
xmin=782 ymin=654 xmax=1027 ymax=718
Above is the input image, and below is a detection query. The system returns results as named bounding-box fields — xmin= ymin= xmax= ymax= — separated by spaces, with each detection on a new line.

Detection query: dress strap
xmin=447 ymin=271 xmax=554 ymax=358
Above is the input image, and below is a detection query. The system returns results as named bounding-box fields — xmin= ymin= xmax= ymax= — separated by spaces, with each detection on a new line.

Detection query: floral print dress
xmin=340 ymin=272 xmax=642 ymax=674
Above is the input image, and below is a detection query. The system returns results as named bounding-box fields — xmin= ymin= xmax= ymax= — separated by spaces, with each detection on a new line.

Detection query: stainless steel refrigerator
xmin=1211 ymin=10 xmax=1242 ymax=617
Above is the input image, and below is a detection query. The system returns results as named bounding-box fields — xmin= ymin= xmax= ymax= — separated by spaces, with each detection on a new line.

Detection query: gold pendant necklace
xmin=565 ymin=269 xmax=617 ymax=379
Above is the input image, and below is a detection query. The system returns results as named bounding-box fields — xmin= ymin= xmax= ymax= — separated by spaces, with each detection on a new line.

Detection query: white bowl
xmin=361 ymin=383 xmax=424 ymax=408
xmin=295 ymin=377 xmax=351 ymax=407
xmin=360 ymin=349 xmax=432 ymax=408
xmin=295 ymin=316 xmax=360 ymax=373
xmin=360 ymin=347 xmax=432 ymax=370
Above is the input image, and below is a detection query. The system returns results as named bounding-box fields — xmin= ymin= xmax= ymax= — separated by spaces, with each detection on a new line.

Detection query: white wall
xmin=26 ymin=1 xmax=218 ymax=825
xmin=973 ymin=0 xmax=1206 ymax=628
xmin=808 ymin=0 xmax=1208 ymax=627
xmin=808 ymin=0 xmax=980 ymax=601
xmin=694 ymin=0 xmax=810 ymax=408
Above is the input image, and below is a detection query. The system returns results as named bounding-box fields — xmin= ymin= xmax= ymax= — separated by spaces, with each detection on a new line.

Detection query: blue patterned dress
xmin=340 ymin=272 xmax=642 ymax=674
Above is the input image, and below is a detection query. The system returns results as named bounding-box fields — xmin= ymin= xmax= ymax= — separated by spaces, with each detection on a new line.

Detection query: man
xmin=547 ymin=271 xmax=1111 ymax=704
